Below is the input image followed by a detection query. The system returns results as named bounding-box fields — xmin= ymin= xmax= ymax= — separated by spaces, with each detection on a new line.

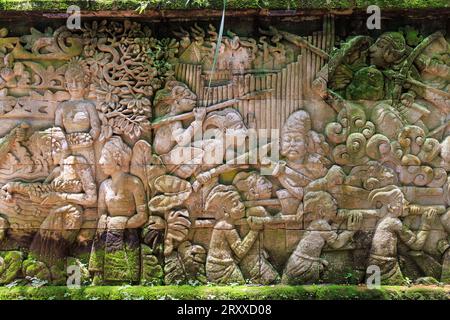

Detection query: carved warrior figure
xmin=2 ymin=127 xmax=97 ymax=267
xmin=367 ymin=186 xmax=435 ymax=285
xmin=272 ymin=110 xmax=330 ymax=215
xmin=89 ymin=136 xmax=148 ymax=283
xmin=282 ymin=191 xmax=360 ymax=285
xmin=153 ymin=80 xmax=249 ymax=184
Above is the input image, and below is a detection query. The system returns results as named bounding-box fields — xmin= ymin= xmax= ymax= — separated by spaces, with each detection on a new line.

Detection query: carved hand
xmin=347 ymin=212 xmax=363 ymax=231
xmin=272 ymin=160 xmax=286 ymax=177
xmin=196 ymin=171 xmax=212 ymax=184
xmin=423 ymin=207 xmax=437 ymax=223
xmin=89 ymin=128 xmax=100 ymax=140
xmin=247 ymin=216 xmax=263 ymax=231
xmin=193 ymin=107 xmax=206 ymax=122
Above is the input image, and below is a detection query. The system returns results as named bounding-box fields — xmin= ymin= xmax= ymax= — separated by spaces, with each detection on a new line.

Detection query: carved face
xmin=225 ymin=120 xmax=248 ymax=148
xmin=388 ymin=192 xmax=406 ymax=218
xmin=99 ymin=148 xmax=118 ymax=176
xmin=281 ymin=132 xmax=307 ymax=162
xmin=369 ymin=33 xmax=405 ymax=69
xmin=66 ymin=77 xmax=85 ymax=99
xmin=227 ymin=192 xmax=246 ymax=220
xmin=235 ymin=173 xmax=272 ymax=201
xmin=52 ymin=138 xmax=69 ymax=165
xmin=251 ymin=176 xmax=272 ymax=200
xmin=369 ymin=37 xmax=390 ymax=68
xmin=171 ymin=85 xmax=197 ymax=115
xmin=304 ymin=191 xmax=337 ymax=222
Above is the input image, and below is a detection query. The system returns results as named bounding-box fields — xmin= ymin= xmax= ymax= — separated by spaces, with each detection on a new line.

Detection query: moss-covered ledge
xmin=0 ymin=0 xmax=448 ymax=11
xmin=0 ymin=285 xmax=449 ymax=300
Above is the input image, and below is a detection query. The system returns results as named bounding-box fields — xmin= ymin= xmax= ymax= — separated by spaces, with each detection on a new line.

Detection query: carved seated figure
xmin=204 ymin=184 xmax=263 ymax=284
xmin=1 ymin=127 xmax=97 ymax=274
xmin=89 ymin=136 xmax=148 ymax=284
xmin=281 ymin=191 xmax=359 ymax=285
xmin=272 ymin=110 xmax=330 ymax=215
xmin=367 ymin=185 xmax=435 ymax=285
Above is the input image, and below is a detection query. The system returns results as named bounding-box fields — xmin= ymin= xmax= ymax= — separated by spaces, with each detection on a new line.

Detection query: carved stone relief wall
xmin=0 ymin=14 xmax=447 ymax=286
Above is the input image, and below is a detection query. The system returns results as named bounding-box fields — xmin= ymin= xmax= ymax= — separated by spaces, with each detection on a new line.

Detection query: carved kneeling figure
xmin=282 ymin=191 xmax=360 ymax=285
xmin=204 ymin=185 xmax=265 ymax=285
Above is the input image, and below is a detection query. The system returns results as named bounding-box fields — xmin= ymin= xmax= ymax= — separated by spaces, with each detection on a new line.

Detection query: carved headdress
xmin=203 ymin=108 xmax=246 ymax=132
xmin=368 ymin=185 xmax=404 ymax=209
xmin=205 ymin=184 xmax=245 ymax=220
xmin=282 ymin=110 xmax=312 ymax=136
xmin=233 ymin=171 xmax=272 ymax=201
xmin=303 ymin=191 xmax=337 ymax=221
xmin=65 ymin=57 xmax=90 ymax=84
xmin=378 ymin=32 xmax=407 ymax=63
xmin=28 ymin=127 xmax=68 ymax=161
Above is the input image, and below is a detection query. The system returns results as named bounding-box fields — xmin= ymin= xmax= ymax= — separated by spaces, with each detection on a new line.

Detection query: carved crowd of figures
xmin=0 ymin=17 xmax=447 ymax=286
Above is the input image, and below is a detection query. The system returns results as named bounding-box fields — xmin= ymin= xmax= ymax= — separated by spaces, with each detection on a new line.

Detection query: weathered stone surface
xmin=0 ymin=11 xmax=447 ymax=287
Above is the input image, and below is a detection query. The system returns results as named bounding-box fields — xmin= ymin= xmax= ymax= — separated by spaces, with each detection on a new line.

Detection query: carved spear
xmin=150 ymin=89 xmax=273 ymax=130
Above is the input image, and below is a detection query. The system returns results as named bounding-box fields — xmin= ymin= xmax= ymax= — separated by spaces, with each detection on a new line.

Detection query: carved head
xmin=281 ymin=110 xmax=311 ymax=162
xmin=233 ymin=171 xmax=272 ymax=201
xmin=61 ymin=155 xmax=90 ymax=179
xmin=369 ymin=185 xmax=406 ymax=217
xmin=303 ymin=191 xmax=337 ymax=222
xmin=369 ymin=32 xmax=406 ymax=68
xmin=205 ymin=185 xmax=245 ymax=221
xmin=346 ymin=66 xmax=384 ymax=100
xmin=153 ymin=81 xmax=197 ymax=117
xmin=99 ymin=136 xmax=132 ymax=175
xmin=65 ymin=58 xmax=89 ymax=99
xmin=33 ymin=127 xmax=69 ymax=166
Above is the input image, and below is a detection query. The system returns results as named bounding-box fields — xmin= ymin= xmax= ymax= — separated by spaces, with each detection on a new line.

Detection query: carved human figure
xmin=204 ymin=184 xmax=263 ymax=284
xmin=55 ymin=58 xmax=100 ymax=176
xmin=1 ymin=127 xmax=97 ymax=268
xmin=272 ymin=110 xmax=330 ymax=215
xmin=367 ymin=185 xmax=436 ymax=285
xmin=232 ymin=172 xmax=280 ymax=284
xmin=281 ymin=191 xmax=359 ymax=284
xmin=369 ymin=32 xmax=407 ymax=70
xmin=89 ymin=136 xmax=148 ymax=284
xmin=152 ymin=81 xmax=206 ymax=179
xmin=189 ymin=108 xmax=249 ymax=193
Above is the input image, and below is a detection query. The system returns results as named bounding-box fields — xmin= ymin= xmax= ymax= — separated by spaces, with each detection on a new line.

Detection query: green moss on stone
xmin=0 ymin=285 xmax=448 ymax=300
xmin=0 ymin=251 xmax=23 ymax=285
